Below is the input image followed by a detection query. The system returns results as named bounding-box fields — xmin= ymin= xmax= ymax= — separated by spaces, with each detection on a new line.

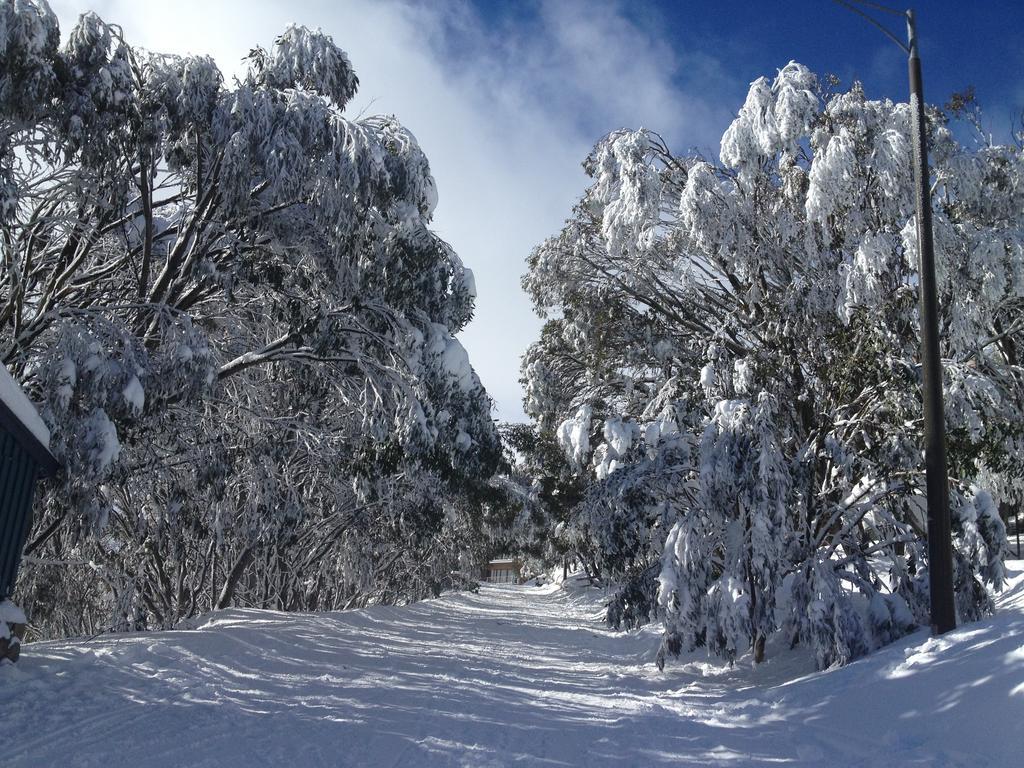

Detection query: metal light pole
xmin=833 ymin=1 xmax=956 ymax=634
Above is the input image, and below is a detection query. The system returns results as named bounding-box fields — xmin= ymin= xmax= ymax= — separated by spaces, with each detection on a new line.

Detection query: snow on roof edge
xmin=0 ymin=363 xmax=51 ymax=449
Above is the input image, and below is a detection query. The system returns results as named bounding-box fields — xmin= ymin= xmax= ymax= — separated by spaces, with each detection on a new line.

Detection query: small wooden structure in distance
xmin=482 ymin=558 xmax=521 ymax=584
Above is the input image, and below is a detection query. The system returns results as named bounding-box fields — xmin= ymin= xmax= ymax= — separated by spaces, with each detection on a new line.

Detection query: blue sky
xmin=50 ymin=0 xmax=1024 ymax=422
xmin=467 ymin=0 xmax=1024 ymax=146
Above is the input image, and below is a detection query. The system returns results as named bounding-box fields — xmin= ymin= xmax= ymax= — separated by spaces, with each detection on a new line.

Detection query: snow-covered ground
xmin=2 ymin=564 xmax=1022 ymax=767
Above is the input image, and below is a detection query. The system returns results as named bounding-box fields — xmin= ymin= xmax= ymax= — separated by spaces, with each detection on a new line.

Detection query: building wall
xmin=484 ymin=561 xmax=521 ymax=584
xmin=0 ymin=431 xmax=39 ymax=598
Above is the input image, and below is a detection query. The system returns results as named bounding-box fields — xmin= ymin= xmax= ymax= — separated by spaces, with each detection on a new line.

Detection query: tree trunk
xmin=753 ymin=632 xmax=766 ymax=664
xmin=216 ymin=546 xmax=255 ymax=610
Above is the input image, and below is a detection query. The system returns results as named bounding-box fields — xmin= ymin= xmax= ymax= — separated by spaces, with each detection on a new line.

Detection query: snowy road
xmin=2 ymin=566 xmax=1023 ymax=767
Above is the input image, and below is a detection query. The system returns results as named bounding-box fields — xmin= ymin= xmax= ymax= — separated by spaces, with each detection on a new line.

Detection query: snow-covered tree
xmin=523 ymin=63 xmax=1017 ymax=669
xmin=1 ymin=1 xmax=499 ymax=636
xmin=488 ymin=423 xmax=586 ymax=574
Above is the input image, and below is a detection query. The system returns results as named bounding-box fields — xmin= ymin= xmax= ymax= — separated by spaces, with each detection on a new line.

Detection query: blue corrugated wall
xmin=0 ymin=430 xmax=39 ymax=599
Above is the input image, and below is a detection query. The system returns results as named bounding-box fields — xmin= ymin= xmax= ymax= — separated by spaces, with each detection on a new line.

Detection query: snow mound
xmin=0 ymin=601 xmax=27 ymax=625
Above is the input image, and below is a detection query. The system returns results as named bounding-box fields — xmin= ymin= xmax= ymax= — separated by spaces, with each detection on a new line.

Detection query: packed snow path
xmin=2 ymin=566 xmax=1023 ymax=767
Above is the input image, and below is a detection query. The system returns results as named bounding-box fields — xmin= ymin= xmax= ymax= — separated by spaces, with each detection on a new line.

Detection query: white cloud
xmin=48 ymin=0 xmax=733 ymax=421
